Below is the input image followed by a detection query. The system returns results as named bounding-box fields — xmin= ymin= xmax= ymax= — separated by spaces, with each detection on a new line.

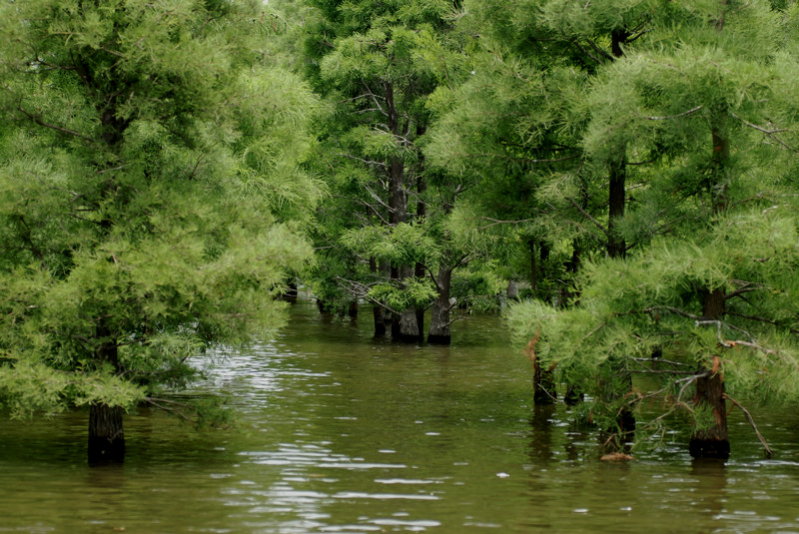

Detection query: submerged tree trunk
xmin=604 ymin=158 xmax=635 ymax=440
xmin=428 ymin=267 xmax=453 ymax=345
xmin=690 ymin=288 xmax=730 ymax=459
xmin=373 ymin=305 xmax=387 ymax=337
xmin=533 ymin=360 xmax=557 ymax=405
xmin=88 ymin=404 xmax=125 ymax=466
xmin=347 ymin=300 xmax=358 ymax=320
xmin=89 ymin=322 xmax=125 ymax=465
xmin=689 ymin=369 xmax=729 ymax=459
xmin=526 ymin=333 xmax=556 ymax=405
xmin=281 ymin=281 xmax=298 ymax=304
xmin=370 ymin=258 xmax=388 ymax=337
xmin=396 ymin=311 xmax=422 ymax=342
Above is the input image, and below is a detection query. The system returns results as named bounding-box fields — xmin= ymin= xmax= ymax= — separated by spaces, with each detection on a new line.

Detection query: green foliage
xmin=368 ymin=278 xmax=438 ymax=312
xmin=0 ymin=0 xmax=320 ymax=417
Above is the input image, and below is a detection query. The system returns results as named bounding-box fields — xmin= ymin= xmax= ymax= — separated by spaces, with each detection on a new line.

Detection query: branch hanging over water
xmin=724 ymin=394 xmax=774 ymax=458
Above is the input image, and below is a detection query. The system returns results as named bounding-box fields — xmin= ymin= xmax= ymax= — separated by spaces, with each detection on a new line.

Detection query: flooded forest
xmin=2 ymin=0 xmax=799 ymax=532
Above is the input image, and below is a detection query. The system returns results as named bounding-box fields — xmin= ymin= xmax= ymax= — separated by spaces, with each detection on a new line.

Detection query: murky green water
xmin=2 ymin=303 xmax=799 ymax=533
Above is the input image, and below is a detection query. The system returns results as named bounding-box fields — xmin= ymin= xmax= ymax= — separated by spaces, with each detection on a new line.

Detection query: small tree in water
xmin=0 ymin=0 xmax=320 ymax=464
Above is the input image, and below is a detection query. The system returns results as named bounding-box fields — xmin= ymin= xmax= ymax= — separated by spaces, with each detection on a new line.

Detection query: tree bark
xmin=689 ymin=370 xmax=729 ymax=459
xmin=88 ymin=404 xmax=125 ymax=466
xmin=533 ymin=360 xmax=557 ymax=405
xmin=395 ymin=307 xmax=423 ymax=343
xmin=89 ymin=321 xmax=125 ymax=465
xmin=529 ymin=238 xmax=538 ymax=295
xmin=605 ymin=157 xmax=634 ymax=437
xmin=607 ymin=155 xmax=627 ymax=258
xmin=526 ymin=333 xmax=556 ymax=405
xmin=370 ymin=257 xmax=388 ymax=337
xmin=428 ymin=267 xmax=453 ymax=345
xmin=690 ymin=288 xmax=730 ymax=459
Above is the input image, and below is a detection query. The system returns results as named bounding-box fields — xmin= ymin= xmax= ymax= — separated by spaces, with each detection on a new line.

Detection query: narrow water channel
xmin=1 ymin=303 xmax=798 ymax=533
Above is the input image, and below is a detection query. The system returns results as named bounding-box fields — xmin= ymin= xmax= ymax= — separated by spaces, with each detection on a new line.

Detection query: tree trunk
xmin=529 ymin=239 xmax=538 ymax=295
xmin=88 ymin=403 xmax=125 ymax=466
xmin=89 ymin=321 xmax=125 ymax=465
xmin=373 ymin=305 xmax=387 ymax=338
xmin=370 ymin=257 xmax=387 ymax=337
xmin=396 ymin=310 xmax=422 ymax=343
xmin=690 ymin=288 xmax=730 ymax=459
xmin=533 ymin=359 xmax=557 ymax=405
xmin=607 ymin=155 xmax=627 ymax=258
xmin=428 ymin=267 xmax=453 ymax=345
xmin=604 ymin=157 xmax=634 ymax=437
xmin=281 ymin=281 xmax=298 ymax=303
xmin=689 ymin=370 xmax=729 ymax=459
xmin=526 ymin=333 xmax=556 ymax=405
xmin=711 ymin=126 xmax=730 ymax=214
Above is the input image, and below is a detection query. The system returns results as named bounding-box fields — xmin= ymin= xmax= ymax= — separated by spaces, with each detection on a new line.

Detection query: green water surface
xmin=1 ymin=304 xmax=798 ymax=533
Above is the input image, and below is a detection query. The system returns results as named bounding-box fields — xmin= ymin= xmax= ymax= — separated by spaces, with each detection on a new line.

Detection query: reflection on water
xmin=1 ymin=303 xmax=799 ymax=533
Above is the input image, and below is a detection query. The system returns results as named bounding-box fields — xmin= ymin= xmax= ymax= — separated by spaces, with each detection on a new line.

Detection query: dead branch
xmin=724 ymin=393 xmax=774 ymax=458
xmin=645 ymin=105 xmax=703 ymax=121
xmin=565 ymin=197 xmax=609 ymax=237
xmin=16 ymin=106 xmax=96 ymax=143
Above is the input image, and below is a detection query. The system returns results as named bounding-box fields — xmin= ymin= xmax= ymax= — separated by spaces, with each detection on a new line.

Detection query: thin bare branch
xmin=724 ymin=393 xmax=773 ymax=458
xmin=645 ymin=105 xmax=703 ymax=121
xmin=565 ymin=197 xmax=609 ymax=237
xmin=16 ymin=106 xmax=96 ymax=143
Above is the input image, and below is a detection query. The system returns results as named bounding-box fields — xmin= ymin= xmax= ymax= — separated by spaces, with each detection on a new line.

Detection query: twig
xmin=144 ymin=397 xmax=193 ymax=422
xmin=629 ymin=369 xmax=699 ymax=375
xmin=632 ymin=357 xmax=691 ymax=367
xmin=724 ymin=393 xmax=774 ymax=458
xmin=565 ymin=197 xmax=609 ymax=237
xmin=478 ymin=216 xmax=536 ymax=229
xmin=643 ymin=306 xmax=701 ymax=321
xmin=16 ymin=106 xmax=96 ymax=143
xmin=645 ymin=105 xmax=703 ymax=121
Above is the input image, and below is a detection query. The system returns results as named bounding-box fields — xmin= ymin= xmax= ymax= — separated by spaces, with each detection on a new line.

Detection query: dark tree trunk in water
xmin=689 ymin=371 xmax=729 ymax=459
xmin=526 ymin=333 xmax=556 ymax=405
xmin=89 ymin=321 xmax=125 ymax=465
xmin=395 ymin=307 xmax=423 ymax=343
xmin=391 ymin=264 xmax=423 ymax=343
xmin=690 ymin=288 xmax=730 ymax=459
xmin=373 ymin=306 xmax=387 ymax=337
xmin=370 ymin=258 xmax=388 ymax=337
xmin=564 ymin=385 xmax=584 ymax=406
xmin=281 ymin=281 xmax=298 ymax=303
xmin=604 ymin=160 xmax=635 ymax=439
xmin=533 ymin=360 xmax=557 ymax=405
xmin=347 ymin=300 xmax=358 ymax=320
xmin=428 ymin=267 xmax=453 ymax=345
xmin=88 ymin=404 xmax=125 ymax=466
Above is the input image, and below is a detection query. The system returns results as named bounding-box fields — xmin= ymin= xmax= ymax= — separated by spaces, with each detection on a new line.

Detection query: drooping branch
xmin=16 ymin=106 xmax=97 ymax=143
xmin=644 ymin=105 xmax=703 ymax=121
xmin=641 ymin=306 xmax=701 ymax=321
xmin=724 ymin=393 xmax=773 ymax=458
xmin=565 ymin=197 xmax=610 ymax=237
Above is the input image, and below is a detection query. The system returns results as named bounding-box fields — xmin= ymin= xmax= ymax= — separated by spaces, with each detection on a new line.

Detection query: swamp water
xmin=1 ymin=303 xmax=799 ymax=533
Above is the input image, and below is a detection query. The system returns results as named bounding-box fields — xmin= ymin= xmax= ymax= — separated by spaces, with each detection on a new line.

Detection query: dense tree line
xmin=288 ymin=0 xmax=799 ymax=459
xmin=2 ymin=0 xmax=799 ymax=463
